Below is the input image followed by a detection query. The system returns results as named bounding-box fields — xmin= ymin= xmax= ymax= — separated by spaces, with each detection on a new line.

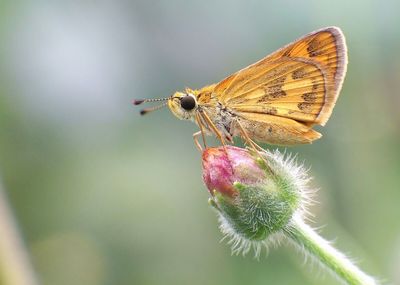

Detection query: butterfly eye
xmin=180 ymin=95 xmax=196 ymax=111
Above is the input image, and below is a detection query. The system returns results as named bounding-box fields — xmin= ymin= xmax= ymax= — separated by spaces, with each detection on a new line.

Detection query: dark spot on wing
xmin=298 ymin=102 xmax=313 ymax=111
xmin=292 ymin=68 xmax=307 ymax=80
xmin=257 ymin=77 xmax=287 ymax=103
xmin=301 ymin=93 xmax=317 ymax=103
xmin=266 ymin=107 xmax=277 ymax=115
xmin=307 ymin=37 xmax=323 ymax=57
xmin=265 ymin=77 xmax=287 ymax=98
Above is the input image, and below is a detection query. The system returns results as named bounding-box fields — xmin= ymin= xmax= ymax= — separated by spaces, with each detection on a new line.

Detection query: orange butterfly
xmin=134 ymin=27 xmax=347 ymax=150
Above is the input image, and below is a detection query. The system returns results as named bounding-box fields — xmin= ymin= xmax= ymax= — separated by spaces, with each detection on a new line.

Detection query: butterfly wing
xmin=214 ymin=26 xmax=347 ymax=126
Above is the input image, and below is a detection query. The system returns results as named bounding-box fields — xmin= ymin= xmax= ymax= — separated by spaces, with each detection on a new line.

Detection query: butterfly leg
xmin=193 ymin=131 xmax=204 ymax=151
xmin=234 ymin=119 xmax=274 ymax=174
xmin=194 ymin=112 xmax=208 ymax=151
xmin=198 ymin=110 xmax=231 ymax=155
xmin=234 ymin=119 xmax=264 ymax=151
xmin=199 ymin=110 xmax=226 ymax=145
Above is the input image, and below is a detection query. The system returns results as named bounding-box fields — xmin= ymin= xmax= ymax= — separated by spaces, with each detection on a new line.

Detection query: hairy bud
xmin=202 ymin=146 xmax=312 ymax=256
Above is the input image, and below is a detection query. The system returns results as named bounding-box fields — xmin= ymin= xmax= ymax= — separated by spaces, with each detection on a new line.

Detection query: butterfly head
xmin=167 ymin=91 xmax=198 ymax=120
xmin=132 ymin=89 xmax=198 ymax=121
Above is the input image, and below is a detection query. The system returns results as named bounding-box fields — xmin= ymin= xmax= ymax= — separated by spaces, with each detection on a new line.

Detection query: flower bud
xmin=202 ymin=146 xmax=311 ymax=256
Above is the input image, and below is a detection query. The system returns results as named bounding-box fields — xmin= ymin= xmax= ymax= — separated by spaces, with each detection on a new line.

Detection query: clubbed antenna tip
xmin=132 ymin=99 xmax=145 ymax=105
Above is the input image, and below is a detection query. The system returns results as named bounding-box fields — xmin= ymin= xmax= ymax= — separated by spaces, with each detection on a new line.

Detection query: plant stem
xmin=284 ymin=215 xmax=377 ymax=285
xmin=0 ymin=185 xmax=38 ymax=285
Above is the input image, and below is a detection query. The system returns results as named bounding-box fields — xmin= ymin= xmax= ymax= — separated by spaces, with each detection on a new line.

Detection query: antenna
xmin=132 ymin=97 xmax=170 ymax=106
xmin=132 ymin=96 xmax=171 ymax=115
xmin=139 ymin=102 xmax=168 ymax=115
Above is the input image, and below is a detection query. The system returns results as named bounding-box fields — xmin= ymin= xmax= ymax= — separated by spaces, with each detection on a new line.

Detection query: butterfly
xmin=134 ymin=27 xmax=347 ymax=150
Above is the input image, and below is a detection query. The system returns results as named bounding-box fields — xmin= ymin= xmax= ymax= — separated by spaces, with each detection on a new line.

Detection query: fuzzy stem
xmin=284 ymin=215 xmax=377 ymax=285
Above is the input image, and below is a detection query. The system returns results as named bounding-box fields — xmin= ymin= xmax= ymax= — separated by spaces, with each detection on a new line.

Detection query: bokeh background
xmin=1 ymin=1 xmax=399 ymax=285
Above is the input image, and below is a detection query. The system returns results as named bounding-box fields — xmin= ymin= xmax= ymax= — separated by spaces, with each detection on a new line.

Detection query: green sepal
xmin=212 ymin=178 xmax=299 ymax=241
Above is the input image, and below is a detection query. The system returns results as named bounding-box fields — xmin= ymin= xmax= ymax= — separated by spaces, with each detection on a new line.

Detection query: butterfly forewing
xmin=213 ymin=27 xmax=347 ymax=126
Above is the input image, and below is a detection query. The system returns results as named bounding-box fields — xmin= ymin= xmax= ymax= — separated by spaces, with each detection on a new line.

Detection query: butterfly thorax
xmin=195 ymin=86 xmax=237 ymax=140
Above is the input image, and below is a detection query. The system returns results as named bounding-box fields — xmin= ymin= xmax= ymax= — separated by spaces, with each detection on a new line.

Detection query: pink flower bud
xmin=202 ymin=146 xmax=267 ymax=197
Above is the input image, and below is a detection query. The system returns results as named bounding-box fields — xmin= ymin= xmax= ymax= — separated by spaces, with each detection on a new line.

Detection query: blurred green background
xmin=0 ymin=1 xmax=399 ymax=284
